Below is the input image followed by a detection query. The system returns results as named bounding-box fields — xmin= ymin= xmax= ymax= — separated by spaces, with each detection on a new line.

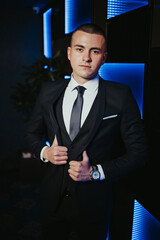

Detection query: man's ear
xmin=67 ymin=46 xmax=71 ymax=60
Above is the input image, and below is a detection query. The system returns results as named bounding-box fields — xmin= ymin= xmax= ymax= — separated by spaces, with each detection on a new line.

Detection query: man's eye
xmin=76 ymin=48 xmax=83 ymax=52
xmin=93 ymin=50 xmax=100 ymax=54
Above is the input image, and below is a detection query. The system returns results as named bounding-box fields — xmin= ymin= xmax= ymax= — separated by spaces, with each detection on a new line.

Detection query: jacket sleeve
xmin=25 ymin=85 xmax=48 ymax=160
xmin=101 ymin=87 xmax=148 ymax=183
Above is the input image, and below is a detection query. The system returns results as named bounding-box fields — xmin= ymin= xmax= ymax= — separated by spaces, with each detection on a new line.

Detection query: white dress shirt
xmin=62 ymin=75 xmax=99 ymax=132
xmin=40 ymin=75 xmax=105 ymax=180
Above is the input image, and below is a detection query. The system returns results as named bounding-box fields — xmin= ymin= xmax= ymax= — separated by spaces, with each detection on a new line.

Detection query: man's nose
xmin=82 ymin=51 xmax=91 ymax=62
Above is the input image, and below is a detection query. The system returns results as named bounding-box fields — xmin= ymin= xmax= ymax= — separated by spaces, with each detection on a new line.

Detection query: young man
xmin=26 ymin=23 xmax=147 ymax=240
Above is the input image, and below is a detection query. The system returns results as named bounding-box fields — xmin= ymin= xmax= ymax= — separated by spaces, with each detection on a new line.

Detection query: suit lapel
xmin=45 ymin=79 xmax=69 ymax=144
xmin=86 ymin=78 xmax=106 ymax=144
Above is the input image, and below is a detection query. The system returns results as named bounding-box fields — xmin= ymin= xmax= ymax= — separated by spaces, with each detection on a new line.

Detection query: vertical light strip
xmin=65 ymin=0 xmax=91 ymax=34
xmin=43 ymin=8 xmax=52 ymax=58
xmin=132 ymin=200 xmax=145 ymax=239
xmin=65 ymin=0 xmax=70 ymax=34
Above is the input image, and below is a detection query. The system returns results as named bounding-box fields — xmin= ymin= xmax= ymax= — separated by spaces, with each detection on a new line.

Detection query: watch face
xmin=92 ymin=170 xmax=100 ymax=180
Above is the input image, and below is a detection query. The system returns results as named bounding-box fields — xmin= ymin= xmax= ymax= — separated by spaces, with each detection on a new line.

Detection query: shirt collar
xmin=68 ymin=74 xmax=99 ymax=92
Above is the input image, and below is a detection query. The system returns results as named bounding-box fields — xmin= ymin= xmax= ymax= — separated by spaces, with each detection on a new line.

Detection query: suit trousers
xmin=41 ymin=188 xmax=109 ymax=240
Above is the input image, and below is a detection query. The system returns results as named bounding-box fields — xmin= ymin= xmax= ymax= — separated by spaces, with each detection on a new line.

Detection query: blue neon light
xmin=65 ymin=0 xmax=91 ymax=34
xmin=107 ymin=0 xmax=149 ymax=19
xmin=43 ymin=8 xmax=52 ymax=58
xmin=45 ymin=141 xmax=50 ymax=147
xmin=132 ymin=200 xmax=160 ymax=240
xmin=64 ymin=75 xmax=71 ymax=79
xmin=99 ymin=63 xmax=145 ymax=118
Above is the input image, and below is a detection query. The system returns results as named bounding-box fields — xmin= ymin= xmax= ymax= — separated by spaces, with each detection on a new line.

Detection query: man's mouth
xmin=79 ymin=65 xmax=91 ymax=68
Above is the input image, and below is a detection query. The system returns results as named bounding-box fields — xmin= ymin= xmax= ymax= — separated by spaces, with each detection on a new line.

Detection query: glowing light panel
xmin=99 ymin=63 xmax=145 ymax=118
xmin=107 ymin=0 xmax=149 ymax=19
xmin=65 ymin=0 xmax=91 ymax=34
xmin=43 ymin=8 xmax=52 ymax=58
xmin=132 ymin=200 xmax=160 ymax=240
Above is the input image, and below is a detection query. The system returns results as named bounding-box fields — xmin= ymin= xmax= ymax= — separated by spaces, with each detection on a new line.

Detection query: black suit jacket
xmin=26 ymin=77 xmax=147 ymax=221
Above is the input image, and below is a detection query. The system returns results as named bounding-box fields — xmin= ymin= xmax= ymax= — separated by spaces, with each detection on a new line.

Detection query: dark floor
xmin=0 ymin=169 xmax=41 ymax=240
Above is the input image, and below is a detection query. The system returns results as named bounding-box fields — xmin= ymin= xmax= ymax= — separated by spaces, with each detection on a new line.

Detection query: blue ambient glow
xmin=64 ymin=75 xmax=71 ymax=79
xmin=43 ymin=8 xmax=52 ymax=58
xmin=65 ymin=0 xmax=91 ymax=34
xmin=132 ymin=200 xmax=160 ymax=240
xmin=99 ymin=63 xmax=145 ymax=118
xmin=45 ymin=141 xmax=51 ymax=147
xmin=107 ymin=0 xmax=149 ymax=19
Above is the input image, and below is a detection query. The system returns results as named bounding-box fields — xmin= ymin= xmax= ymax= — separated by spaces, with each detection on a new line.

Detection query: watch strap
xmin=92 ymin=165 xmax=98 ymax=171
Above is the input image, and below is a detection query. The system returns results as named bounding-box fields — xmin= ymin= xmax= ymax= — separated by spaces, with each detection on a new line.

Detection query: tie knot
xmin=76 ymin=86 xmax=86 ymax=95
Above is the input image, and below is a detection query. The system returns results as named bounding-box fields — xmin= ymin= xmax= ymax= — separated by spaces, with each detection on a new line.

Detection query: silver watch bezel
xmin=90 ymin=166 xmax=100 ymax=181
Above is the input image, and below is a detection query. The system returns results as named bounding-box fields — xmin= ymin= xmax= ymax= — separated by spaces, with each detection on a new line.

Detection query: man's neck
xmin=72 ymin=74 xmax=99 ymax=85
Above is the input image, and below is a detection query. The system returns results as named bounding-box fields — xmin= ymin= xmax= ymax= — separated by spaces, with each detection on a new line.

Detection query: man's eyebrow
xmin=91 ymin=47 xmax=102 ymax=51
xmin=73 ymin=44 xmax=84 ymax=48
xmin=73 ymin=45 xmax=102 ymax=51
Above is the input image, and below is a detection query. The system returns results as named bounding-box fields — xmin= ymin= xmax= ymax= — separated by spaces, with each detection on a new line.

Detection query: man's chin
xmin=72 ymin=71 xmax=98 ymax=83
xmin=80 ymin=72 xmax=97 ymax=81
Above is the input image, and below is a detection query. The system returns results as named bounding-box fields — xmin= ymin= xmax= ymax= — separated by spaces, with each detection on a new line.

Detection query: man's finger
xmin=54 ymin=160 xmax=67 ymax=165
xmin=53 ymin=150 xmax=68 ymax=156
xmin=53 ymin=146 xmax=68 ymax=153
xmin=68 ymin=168 xmax=79 ymax=179
xmin=69 ymin=160 xmax=79 ymax=167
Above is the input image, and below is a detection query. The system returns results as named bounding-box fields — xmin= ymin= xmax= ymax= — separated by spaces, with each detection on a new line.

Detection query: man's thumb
xmin=82 ymin=150 xmax=89 ymax=162
xmin=52 ymin=135 xmax=58 ymax=147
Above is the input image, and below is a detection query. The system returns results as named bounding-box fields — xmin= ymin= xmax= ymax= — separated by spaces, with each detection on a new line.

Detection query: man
xmin=26 ymin=23 xmax=147 ymax=240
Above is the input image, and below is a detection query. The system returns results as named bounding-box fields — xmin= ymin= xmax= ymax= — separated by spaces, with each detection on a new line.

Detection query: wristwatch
xmin=89 ymin=165 xmax=100 ymax=181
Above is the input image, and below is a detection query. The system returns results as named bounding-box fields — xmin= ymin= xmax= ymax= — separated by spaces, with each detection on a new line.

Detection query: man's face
xmin=67 ymin=30 xmax=107 ymax=84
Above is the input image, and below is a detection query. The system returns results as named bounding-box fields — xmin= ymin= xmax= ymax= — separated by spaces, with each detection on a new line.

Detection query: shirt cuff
xmin=40 ymin=146 xmax=49 ymax=162
xmin=97 ymin=164 xmax=105 ymax=180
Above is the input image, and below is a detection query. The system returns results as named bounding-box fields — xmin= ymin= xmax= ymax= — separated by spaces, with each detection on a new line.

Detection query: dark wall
xmin=105 ymin=3 xmax=160 ymax=231
xmin=106 ymin=6 xmax=151 ymax=63
xmin=0 ymin=7 xmax=42 ymax=169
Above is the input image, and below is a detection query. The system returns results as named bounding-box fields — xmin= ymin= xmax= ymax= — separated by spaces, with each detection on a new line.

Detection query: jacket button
xmin=65 ymin=188 xmax=70 ymax=197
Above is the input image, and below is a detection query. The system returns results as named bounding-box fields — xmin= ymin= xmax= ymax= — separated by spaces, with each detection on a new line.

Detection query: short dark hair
xmin=70 ymin=23 xmax=107 ymax=49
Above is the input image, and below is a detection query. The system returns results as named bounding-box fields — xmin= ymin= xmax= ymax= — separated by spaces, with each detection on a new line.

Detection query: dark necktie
xmin=69 ymin=86 xmax=86 ymax=141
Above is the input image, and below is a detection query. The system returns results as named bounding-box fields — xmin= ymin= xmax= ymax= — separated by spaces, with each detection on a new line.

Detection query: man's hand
xmin=68 ymin=151 xmax=92 ymax=182
xmin=43 ymin=136 xmax=68 ymax=165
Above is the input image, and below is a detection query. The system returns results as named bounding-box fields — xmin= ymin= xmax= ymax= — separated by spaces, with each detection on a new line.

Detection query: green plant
xmin=11 ymin=50 xmax=70 ymax=122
